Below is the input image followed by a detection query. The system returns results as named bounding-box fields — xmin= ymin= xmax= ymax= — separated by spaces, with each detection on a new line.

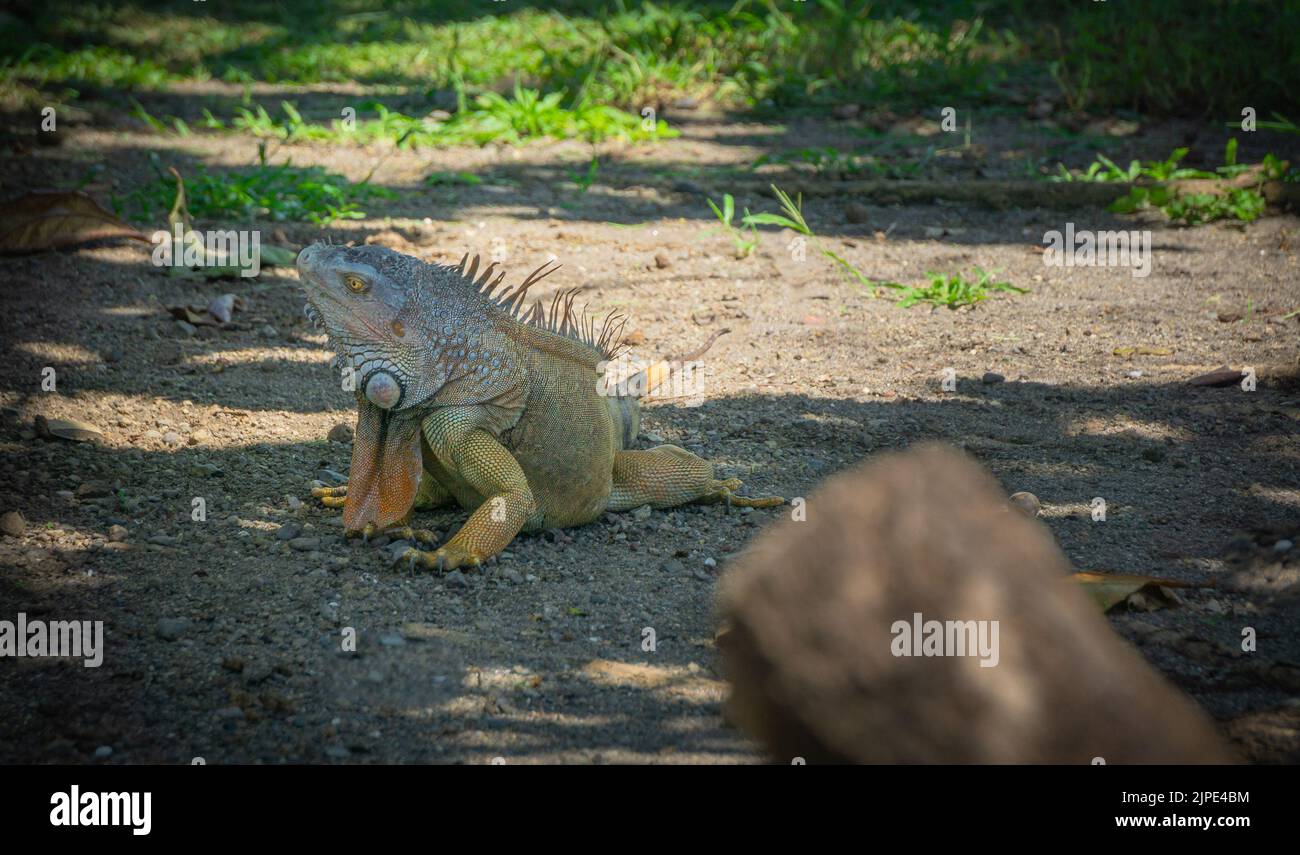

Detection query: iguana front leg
xmin=401 ymin=407 xmax=536 ymax=572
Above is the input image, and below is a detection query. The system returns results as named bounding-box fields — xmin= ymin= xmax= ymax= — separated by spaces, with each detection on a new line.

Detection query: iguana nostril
xmin=364 ymin=371 xmax=402 ymax=409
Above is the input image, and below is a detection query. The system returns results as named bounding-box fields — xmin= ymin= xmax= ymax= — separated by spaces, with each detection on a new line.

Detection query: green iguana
xmin=297 ymin=243 xmax=782 ymax=571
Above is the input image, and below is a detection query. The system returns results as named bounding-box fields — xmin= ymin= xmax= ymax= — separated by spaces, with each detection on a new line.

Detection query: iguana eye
xmin=344 ymin=275 xmax=368 ymax=294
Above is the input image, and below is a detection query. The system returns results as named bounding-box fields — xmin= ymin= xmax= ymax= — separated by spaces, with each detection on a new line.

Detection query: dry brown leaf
xmin=35 ymin=416 xmax=103 ymax=442
xmin=1188 ymin=365 xmax=1244 ymax=387
xmin=1113 ymin=345 xmax=1172 ymax=358
xmin=167 ymin=305 xmax=219 ymax=326
xmin=0 ymin=190 xmax=148 ymax=254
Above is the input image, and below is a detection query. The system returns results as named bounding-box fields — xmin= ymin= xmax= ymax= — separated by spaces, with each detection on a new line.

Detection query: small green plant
xmin=741 ymin=186 xmax=1023 ymax=309
xmin=572 ymin=155 xmax=600 ymax=194
xmin=888 ymin=269 xmax=1027 ymax=309
xmin=706 ymin=193 xmax=760 ymax=258
xmin=1108 ymin=185 xmax=1268 ymax=224
xmin=113 ymin=153 xmax=394 ymax=225
xmin=743 ymin=185 xmax=878 ymax=287
xmin=1051 ymin=147 xmax=1217 ymax=183
xmin=1079 ymin=140 xmax=1287 ymax=225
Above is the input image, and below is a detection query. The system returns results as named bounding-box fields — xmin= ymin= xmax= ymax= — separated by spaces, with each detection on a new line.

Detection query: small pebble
xmin=156 ymin=617 xmax=190 ymax=641
xmin=1008 ymin=491 xmax=1041 ymax=517
xmin=92 ymin=745 xmax=113 ymax=760
xmin=0 ymin=510 xmax=25 ymax=538
xmin=276 ymin=522 xmax=302 ymax=541
xmin=316 ymin=469 xmax=348 ymax=487
xmin=107 ymin=524 xmax=128 ymax=542
xmin=982 ymin=372 xmax=1005 ymax=385
xmin=1274 ymin=539 xmax=1294 ymax=554
xmin=327 ymin=423 xmax=354 ymax=443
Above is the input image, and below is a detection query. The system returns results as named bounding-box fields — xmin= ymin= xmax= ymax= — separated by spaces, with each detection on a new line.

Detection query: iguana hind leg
xmin=608 ymin=445 xmax=784 ymax=511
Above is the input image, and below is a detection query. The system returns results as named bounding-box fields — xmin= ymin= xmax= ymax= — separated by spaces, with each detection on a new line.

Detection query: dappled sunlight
xmin=14 ymin=341 xmax=104 ymax=366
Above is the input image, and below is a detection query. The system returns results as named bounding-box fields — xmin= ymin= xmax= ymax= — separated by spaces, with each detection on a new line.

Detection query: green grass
xmin=131 ymin=86 xmax=676 ymax=147
xmin=113 ymin=153 xmax=394 ymax=225
xmin=424 ymin=171 xmax=481 ymax=187
xmin=752 ymin=146 xmax=929 ymax=180
xmin=5 ymin=1 xmax=1293 ymax=121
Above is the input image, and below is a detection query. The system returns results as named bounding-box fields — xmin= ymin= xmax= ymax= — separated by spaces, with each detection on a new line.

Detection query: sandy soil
xmin=1 ymin=106 xmax=1298 ymax=763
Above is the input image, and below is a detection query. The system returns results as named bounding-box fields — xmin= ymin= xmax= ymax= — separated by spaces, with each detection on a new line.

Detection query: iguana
xmin=297 ymin=243 xmax=783 ymax=571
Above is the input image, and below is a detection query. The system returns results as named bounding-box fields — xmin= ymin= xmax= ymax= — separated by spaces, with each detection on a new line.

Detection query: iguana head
xmin=297 ymin=242 xmax=450 ymax=412
xmin=297 ymin=242 xmax=443 ymax=531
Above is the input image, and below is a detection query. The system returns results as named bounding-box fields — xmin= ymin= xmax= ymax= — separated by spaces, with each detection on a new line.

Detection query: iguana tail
xmin=606 ymin=328 xmax=728 ymax=449
xmin=630 ymin=327 xmax=729 ymax=397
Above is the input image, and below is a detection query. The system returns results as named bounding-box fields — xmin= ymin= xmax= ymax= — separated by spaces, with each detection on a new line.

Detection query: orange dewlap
xmin=342 ymin=401 xmax=423 ymax=530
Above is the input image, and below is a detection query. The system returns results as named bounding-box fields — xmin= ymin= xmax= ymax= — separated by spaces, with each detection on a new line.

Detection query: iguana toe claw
xmin=704 ymin=478 xmax=784 ymax=509
xmin=397 ymin=543 xmax=483 ymax=573
xmin=313 ymin=485 xmax=348 ymax=509
xmin=345 ymin=522 xmax=378 ymax=542
xmin=390 ymin=526 xmax=440 ymax=548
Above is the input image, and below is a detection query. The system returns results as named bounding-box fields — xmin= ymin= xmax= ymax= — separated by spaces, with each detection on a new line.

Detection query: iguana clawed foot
xmin=705 ymin=478 xmax=785 ymax=511
xmin=398 ymin=542 xmax=485 ymax=573
xmin=311 ymin=484 xmax=347 ymax=509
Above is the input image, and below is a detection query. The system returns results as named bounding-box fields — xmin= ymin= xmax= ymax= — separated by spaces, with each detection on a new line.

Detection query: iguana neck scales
xmin=297 ymin=242 xmax=781 ymax=571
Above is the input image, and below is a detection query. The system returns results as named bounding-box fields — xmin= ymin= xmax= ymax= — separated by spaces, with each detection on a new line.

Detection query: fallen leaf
xmin=37 ymin=416 xmax=103 ymax=442
xmin=1188 ymin=365 xmax=1244 ymax=387
xmin=168 ymin=305 xmax=219 ymax=326
xmin=0 ymin=191 xmax=149 ymax=254
xmin=1071 ymin=571 xmax=1203 ymax=613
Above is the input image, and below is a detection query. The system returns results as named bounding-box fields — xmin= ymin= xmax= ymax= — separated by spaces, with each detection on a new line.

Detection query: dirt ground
xmin=1 ymin=104 xmax=1298 ymax=763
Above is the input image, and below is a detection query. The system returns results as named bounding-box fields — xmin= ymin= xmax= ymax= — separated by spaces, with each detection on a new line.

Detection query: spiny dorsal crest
xmin=452 ymin=253 xmax=628 ymax=360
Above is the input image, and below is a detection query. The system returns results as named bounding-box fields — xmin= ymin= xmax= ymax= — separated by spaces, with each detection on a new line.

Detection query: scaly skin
xmin=297 ymin=243 xmax=781 ymax=572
